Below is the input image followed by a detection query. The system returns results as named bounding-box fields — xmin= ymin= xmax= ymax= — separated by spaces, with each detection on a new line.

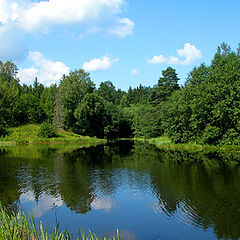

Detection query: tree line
xmin=0 ymin=43 xmax=239 ymax=145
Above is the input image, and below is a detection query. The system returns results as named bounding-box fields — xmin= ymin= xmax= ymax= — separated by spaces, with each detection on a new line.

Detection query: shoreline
xmin=132 ymin=137 xmax=240 ymax=151
xmin=0 ymin=124 xmax=106 ymax=146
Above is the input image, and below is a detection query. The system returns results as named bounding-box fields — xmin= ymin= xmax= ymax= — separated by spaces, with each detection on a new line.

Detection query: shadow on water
xmin=0 ymin=141 xmax=240 ymax=239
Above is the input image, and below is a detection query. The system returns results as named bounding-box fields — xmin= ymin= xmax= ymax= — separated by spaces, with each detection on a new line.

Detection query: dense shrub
xmin=38 ymin=122 xmax=58 ymax=138
xmin=0 ymin=125 xmax=8 ymax=137
xmin=219 ymin=129 xmax=240 ymax=145
xmin=202 ymin=125 xmax=222 ymax=145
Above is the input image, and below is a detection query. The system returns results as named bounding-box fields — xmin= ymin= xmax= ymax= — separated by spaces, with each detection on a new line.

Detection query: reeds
xmin=0 ymin=204 xmax=119 ymax=240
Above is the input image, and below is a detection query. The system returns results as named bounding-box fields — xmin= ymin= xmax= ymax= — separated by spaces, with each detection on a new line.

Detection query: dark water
xmin=1 ymin=141 xmax=240 ymax=240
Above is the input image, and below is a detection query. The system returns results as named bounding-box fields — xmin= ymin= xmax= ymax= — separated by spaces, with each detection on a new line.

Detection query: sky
xmin=0 ymin=0 xmax=240 ymax=90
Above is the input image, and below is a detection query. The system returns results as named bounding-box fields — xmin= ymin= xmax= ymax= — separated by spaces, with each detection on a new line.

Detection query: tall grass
xmin=0 ymin=204 xmax=119 ymax=240
xmin=0 ymin=124 xmax=106 ymax=145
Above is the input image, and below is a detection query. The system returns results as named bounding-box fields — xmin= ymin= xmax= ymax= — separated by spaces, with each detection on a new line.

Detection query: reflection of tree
xmin=0 ymin=150 xmax=20 ymax=209
xmin=148 ymin=149 xmax=240 ymax=239
xmin=56 ymin=154 xmax=95 ymax=214
xmin=1 ymin=142 xmax=240 ymax=239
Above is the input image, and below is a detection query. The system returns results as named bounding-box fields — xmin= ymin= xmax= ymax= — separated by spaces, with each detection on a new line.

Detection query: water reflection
xmin=0 ymin=142 xmax=240 ymax=239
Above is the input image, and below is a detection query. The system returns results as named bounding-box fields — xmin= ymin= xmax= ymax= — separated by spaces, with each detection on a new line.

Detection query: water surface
xmin=0 ymin=141 xmax=240 ymax=240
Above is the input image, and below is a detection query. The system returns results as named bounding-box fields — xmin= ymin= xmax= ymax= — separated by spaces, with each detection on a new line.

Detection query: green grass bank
xmin=138 ymin=136 xmax=240 ymax=151
xmin=0 ymin=124 xmax=106 ymax=146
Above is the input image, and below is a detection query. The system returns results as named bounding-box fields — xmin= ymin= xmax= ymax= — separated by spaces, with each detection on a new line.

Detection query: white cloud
xmin=0 ymin=0 xmax=134 ymax=35
xmin=131 ymin=69 xmax=139 ymax=75
xmin=177 ymin=43 xmax=202 ymax=65
xmin=110 ymin=18 xmax=134 ymax=38
xmin=149 ymin=43 xmax=202 ymax=65
xmin=148 ymin=54 xmax=166 ymax=64
xmin=18 ymin=51 xmax=70 ymax=86
xmin=0 ymin=0 xmax=134 ymax=61
xmin=83 ymin=56 xmax=118 ymax=72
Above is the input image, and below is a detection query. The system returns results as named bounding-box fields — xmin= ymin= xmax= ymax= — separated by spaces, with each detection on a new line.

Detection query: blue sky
xmin=0 ymin=0 xmax=239 ymax=90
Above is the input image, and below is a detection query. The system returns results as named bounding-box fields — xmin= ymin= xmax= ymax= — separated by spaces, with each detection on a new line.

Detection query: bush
xmin=38 ymin=122 xmax=58 ymax=138
xmin=202 ymin=125 xmax=222 ymax=145
xmin=0 ymin=125 xmax=8 ymax=137
xmin=219 ymin=129 xmax=240 ymax=145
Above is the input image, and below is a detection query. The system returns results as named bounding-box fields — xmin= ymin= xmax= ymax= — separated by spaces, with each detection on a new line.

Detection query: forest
xmin=0 ymin=43 xmax=240 ymax=145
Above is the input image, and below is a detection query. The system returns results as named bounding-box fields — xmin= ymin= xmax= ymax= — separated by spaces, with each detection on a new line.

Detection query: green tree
xmin=161 ymin=44 xmax=240 ymax=145
xmin=0 ymin=60 xmax=19 ymax=84
xmin=74 ymin=93 xmax=106 ymax=138
xmin=0 ymin=79 xmax=20 ymax=126
xmin=40 ymin=84 xmax=57 ymax=123
xmin=58 ymin=70 xmax=95 ymax=130
xmin=126 ymin=103 xmax=160 ymax=138
xmin=20 ymin=93 xmax=46 ymax=124
xmin=151 ymin=67 xmax=180 ymax=104
xmin=97 ymin=81 xmax=116 ymax=103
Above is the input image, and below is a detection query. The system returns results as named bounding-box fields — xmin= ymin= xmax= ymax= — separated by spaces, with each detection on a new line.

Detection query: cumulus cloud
xmin=177 ymin=43 xmax=202 ymax=65
xmin=149 ymin=43 xmax=202 ymax=65
xmin=0 ymin=0 xmax=133 ymax=61
xmin=83 ymin=56 xmax=118 ymax=72
xmin=18 ymin=51 xmax=70 ymax=86
xmin=110 ymin=18 xmax=134 ymax=38
xmin=131 ymin=69 xmax=139 ymax=75
xmin=0 ymin=0 xmax=134 ymax=36
xmin=148 ymin=54 xmax=166 ymax=64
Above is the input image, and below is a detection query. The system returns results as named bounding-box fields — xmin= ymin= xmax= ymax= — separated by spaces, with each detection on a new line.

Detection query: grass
xmin=0 ymin=204 xmax=119 ymax=240
xmin=137 ymin=136 xmax=240 ymax=151
xmin=0 ymin=124 xmax=106 ymax=146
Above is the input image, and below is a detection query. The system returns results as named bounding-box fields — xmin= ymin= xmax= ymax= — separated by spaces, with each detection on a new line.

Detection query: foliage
xmin=151 ymin=67 xmax=180 ymax=104
xmin=58 ymin=70 xmax=95 ymax=130
xmin=97 ymin=81 xmax=117 ymax=103
xmin=74 ymin=93 xmax=106 ymax=138
xmin=104 ymin=101 xmax=132 ymax=139
xmin=0 ymin=43 xmax=239 ymax=145
xmin=126 ymin=103 xmax=160 ymax=138
xmin=0 ymin=123 xmax=8 ymax=138
xmin=20 ymin=93 xmax=46 ymax=124
xmin=0 ymin=124 xmax=105 ymax=145
xmin=161 ymin=44 xmax=240 ymax=145
xmin=40 ymin=84 xmax=57 ymax=123
xmin=38 ymin=122 xmax=58 ymax=138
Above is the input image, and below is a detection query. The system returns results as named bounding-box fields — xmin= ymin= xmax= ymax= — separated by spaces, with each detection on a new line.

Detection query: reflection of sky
xmin=16 ymin=183 xmax=216 ymax=240
xmin=20 ymin=191 xmax=63 ymax=218
xmin=91 ymin=196 xmax=115 ymax=212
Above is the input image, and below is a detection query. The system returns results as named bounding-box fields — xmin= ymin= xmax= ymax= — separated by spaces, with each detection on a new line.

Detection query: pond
xmin=0 ymin=140 xmax=240 ymax=240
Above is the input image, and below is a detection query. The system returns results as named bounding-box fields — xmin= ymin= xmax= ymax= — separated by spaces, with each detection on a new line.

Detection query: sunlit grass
xmin=0 ymin=204 xmax=119 ymax=240
xmin=140 ymin=136 xmax=240 ymax=151
xmin=0 ymin=124 xmax=106 ymax=145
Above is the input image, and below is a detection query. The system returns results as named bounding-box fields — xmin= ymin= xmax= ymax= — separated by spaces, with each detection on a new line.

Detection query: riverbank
xmin=137 ymin=136 xmax=240 ymax=151
xmin=0 ymin=124 xmax=106 ymax=146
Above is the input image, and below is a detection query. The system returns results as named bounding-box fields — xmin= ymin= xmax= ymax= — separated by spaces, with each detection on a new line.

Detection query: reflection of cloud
xmin=152 ymin=201 xmax=164 ymax=214
xmin=91 ymin=197 xmax=115 ymax=212
xmin=99 ymin=230 xmax=136 ymax=240
xmin=119 ymin=230 xmax=136 ymax=240
xmin=20 ymin=191 xmax=63 ymax=218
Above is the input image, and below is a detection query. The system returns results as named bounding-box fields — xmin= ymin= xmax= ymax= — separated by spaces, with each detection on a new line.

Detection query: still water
xmin=0 ymin=141 xmax=240 ymax=240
